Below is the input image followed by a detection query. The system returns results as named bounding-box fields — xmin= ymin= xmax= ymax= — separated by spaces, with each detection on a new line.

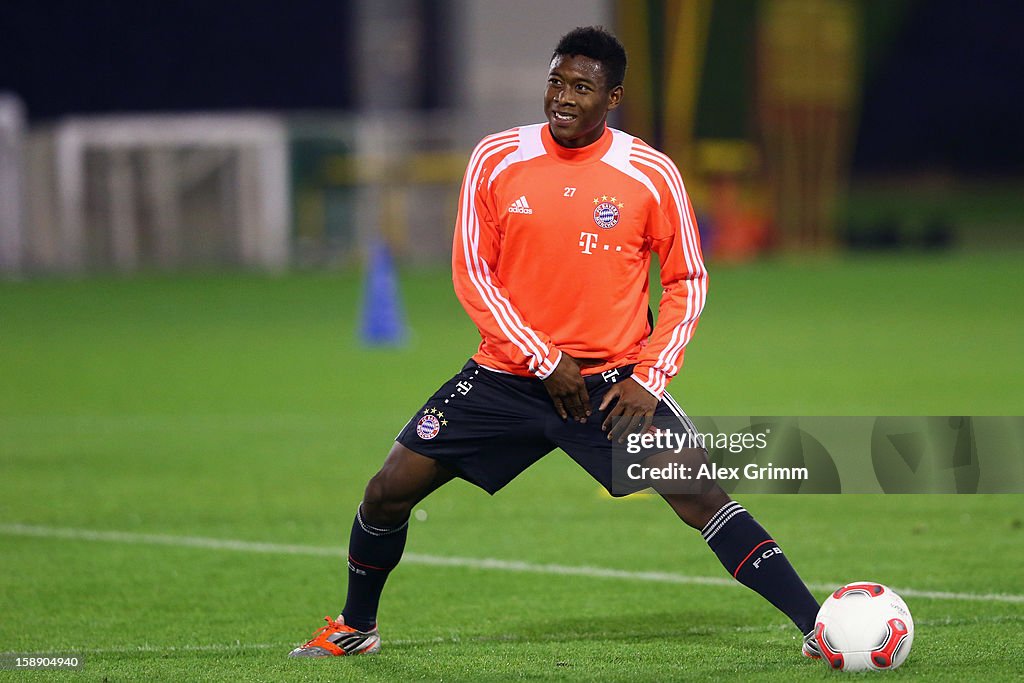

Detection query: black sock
xmin=341 ymin=504 xmax=409 ymax=632
xmin=702 ymin=501 xmax=819 ymax=634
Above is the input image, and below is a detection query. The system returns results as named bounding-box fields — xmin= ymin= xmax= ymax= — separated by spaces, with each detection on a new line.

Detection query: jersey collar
xmin=541 ymin=124 xmax=613 ymax=164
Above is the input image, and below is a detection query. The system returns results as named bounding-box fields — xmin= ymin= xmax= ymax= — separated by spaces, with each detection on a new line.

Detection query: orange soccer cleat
xmin=288 ymin=615 xmax=381 ymax=657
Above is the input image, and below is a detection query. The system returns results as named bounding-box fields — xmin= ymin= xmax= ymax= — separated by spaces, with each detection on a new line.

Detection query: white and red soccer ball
xmin=814 ymin=582 xmax=914 ymax=672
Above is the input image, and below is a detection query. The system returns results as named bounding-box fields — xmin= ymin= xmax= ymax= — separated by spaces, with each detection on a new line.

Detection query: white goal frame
xmin=51 ymin=114 xmax=289 ymax=271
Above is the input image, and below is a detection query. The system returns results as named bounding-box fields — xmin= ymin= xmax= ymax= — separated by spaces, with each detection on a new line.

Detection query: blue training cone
xmin=359 ymin=238 xmax=408 ymax=346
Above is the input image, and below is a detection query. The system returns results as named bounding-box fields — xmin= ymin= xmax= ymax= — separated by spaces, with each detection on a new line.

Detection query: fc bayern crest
xmin=592 ymin=196 xmax=623 ymax=229
xmin=416 ymin=414 xmax=441 ymax=440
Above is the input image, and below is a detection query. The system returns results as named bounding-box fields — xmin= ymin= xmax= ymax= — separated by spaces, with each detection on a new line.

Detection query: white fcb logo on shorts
xmin=416 ymin=414 xmax=441 ymax=440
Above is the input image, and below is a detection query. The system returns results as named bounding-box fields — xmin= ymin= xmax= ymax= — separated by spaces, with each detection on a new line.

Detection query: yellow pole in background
xmin=615 ymin=0 xmax=656 ymax=144
xmin=662 ymin=0 xmax=714 ymax=176
xmin=756 ymin=0 xmax=860 ymax=251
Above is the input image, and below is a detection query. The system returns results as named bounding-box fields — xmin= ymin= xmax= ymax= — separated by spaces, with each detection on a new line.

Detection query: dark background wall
xmin=854 ymin=0 xmax=1024 ymax=174
xmin=0 ymin=0 xmax=357 ymax=118
xmin=2 ymin=0 xmax=1022 ymax=175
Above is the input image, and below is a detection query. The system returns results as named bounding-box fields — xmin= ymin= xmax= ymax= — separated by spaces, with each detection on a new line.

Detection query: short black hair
xmin=552 ymin=26 xmax=627 ymax=89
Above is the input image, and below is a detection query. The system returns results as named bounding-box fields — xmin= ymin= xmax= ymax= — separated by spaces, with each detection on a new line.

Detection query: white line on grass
xmin=2 ymin=523 xmax=1022 ymax=605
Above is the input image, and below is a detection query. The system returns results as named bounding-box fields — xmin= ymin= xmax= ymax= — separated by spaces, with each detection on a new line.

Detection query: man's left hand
xmin=599 ymin=378 xmax=658 ymax=443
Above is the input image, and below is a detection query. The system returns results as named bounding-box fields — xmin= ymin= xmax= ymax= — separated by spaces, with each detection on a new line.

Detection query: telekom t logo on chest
xmin=578 ymin=231 xmax=600 ymax=254
xmin=578 ymin=231 xmax=624 ymax=255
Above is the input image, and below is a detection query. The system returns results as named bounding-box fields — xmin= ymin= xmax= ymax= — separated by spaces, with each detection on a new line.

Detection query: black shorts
xmin=395 ymin=360 xmax=699 ymax=495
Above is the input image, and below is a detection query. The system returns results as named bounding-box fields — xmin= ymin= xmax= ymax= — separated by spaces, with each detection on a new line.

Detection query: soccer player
xmin=290 ymin=26 xmax=823 ymax=660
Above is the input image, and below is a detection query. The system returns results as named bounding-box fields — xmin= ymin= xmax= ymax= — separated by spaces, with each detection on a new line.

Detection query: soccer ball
xmin=813 ymin=582 xmax=914 ymax=672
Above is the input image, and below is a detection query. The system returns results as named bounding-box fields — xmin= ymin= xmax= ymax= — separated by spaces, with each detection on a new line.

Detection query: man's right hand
xmin=541 ymin=353 xmax=597 ymax=423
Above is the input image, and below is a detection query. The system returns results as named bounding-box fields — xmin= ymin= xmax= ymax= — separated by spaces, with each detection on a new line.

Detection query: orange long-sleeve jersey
xmin=452 ymin=124 xmax=707 ymax=399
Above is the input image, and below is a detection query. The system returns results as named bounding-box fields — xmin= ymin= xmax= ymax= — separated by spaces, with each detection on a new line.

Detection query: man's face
xmin=544 ymin=54 xmax=622 ymax=148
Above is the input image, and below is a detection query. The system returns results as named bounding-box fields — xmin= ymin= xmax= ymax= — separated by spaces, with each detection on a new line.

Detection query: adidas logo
xmin=507 ymin=195 xmax=533 ymax=215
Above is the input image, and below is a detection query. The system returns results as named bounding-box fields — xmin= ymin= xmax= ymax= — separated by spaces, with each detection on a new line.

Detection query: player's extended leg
xmin=290 ymin=443 xmax=453 ymax=657
xmin=658 ymin=469 xmax=820 ymax=641
xmin=554 ymin=371 xmax=821 ymax=656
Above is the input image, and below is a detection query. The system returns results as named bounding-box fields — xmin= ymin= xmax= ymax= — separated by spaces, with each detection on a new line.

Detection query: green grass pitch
xmin=1 ymin=252 xmax=1022 ymax=681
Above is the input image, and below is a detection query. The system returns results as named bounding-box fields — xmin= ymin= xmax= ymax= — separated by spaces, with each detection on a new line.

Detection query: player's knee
xmin=664 ymin=487 xmax=731 ymax=529
xmin=361 ymin=473 xmax=414 ymax=527
xmin=693 ymin=488 xmax=731 ymax=527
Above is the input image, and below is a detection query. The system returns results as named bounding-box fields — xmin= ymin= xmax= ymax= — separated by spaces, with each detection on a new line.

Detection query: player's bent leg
xmin=343 ymin=444 xmax=453 ymax=636
xmin=361 ymin=442 xmax=456 ymax=527
xmin=290 ymin=443 xmax=454 ymax=658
